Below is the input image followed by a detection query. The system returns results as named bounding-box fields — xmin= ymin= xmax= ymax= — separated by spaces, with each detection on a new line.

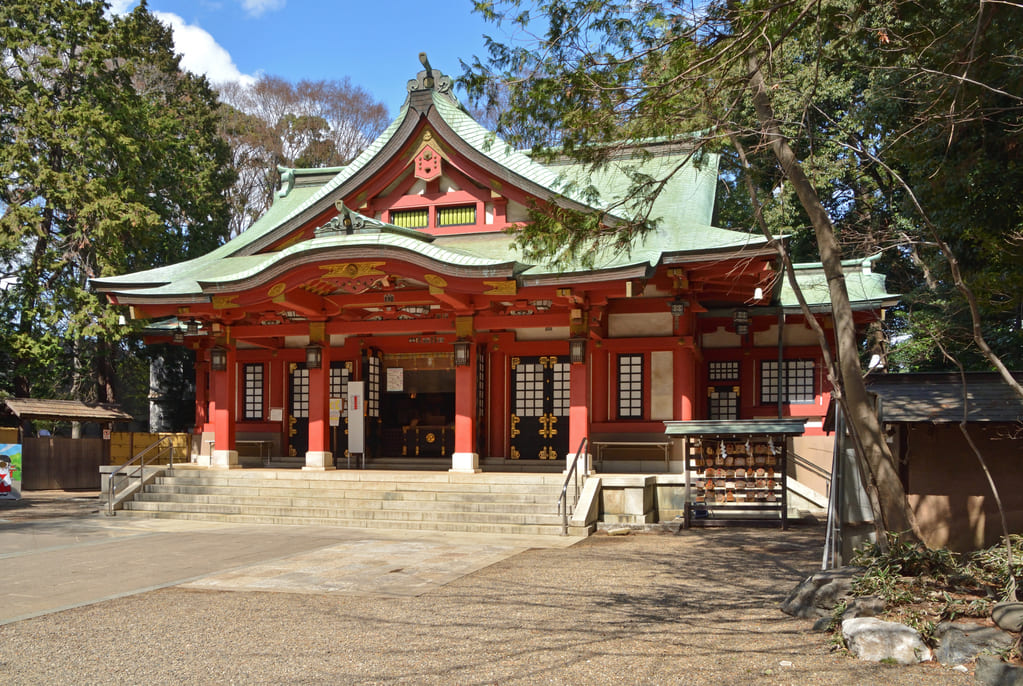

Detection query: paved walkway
xmin=0 ymin=508 xmax=579 ymax=625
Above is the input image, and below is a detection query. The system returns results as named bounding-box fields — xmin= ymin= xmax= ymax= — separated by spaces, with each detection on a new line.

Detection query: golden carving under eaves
xmin=424 ymin=274 xmax=447 ymax=294
xmin=267 ymin=282 xmax=286 ymax=298
xmin=483 ymin=280 xmax=517 ymax=295
xmin=320 ymin=262 xmax=386 ymax=279
xmin=212 ymin=295 xmax=239 ymax=310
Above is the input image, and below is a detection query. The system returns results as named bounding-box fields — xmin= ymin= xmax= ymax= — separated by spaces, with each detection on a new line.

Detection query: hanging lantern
xmin=305 ymin=343 xmax=323 ymax=369
xmin=453 ymin=340 xmax=471 ymax=367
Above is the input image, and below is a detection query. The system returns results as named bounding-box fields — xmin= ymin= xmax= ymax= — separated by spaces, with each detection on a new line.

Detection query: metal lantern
xmin=453 ymin=340 xmax=471 ymax=367
xmin=305 ymin=343 xmax=323 ymax=369
xmin=569 ymin=337 xmax=587 ymax=364
xmin=210 ymin=347 xmax=227 ymax=371
xmin=669 ymin=298 xmax=687 ymax=318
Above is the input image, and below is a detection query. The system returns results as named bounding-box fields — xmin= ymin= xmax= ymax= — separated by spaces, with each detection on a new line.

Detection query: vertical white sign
xmin=347 ymin=381 xmax=365 ymax=453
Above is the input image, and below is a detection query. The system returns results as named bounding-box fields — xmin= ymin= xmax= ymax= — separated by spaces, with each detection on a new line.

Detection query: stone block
xmin=781 ymin=567 xmax=858 ymax=619
xmin=975 ymin=655 xmax=1023 ymax=686
xmin=934 ymin=622 xmax=1013 ymax=666
xmin=842 ymin=617 xmax=932 ymax=664
xmin=993 ymin=601 xmax=1023 ymax=633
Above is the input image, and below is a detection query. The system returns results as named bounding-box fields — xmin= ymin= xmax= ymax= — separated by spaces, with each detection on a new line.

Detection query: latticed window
xmin=708 ymin=361 xmax=739 ymax=381
xmin=366 ymin=355 xmax=381 ymax=418
xmin=290 ymin=368 xmax=309 ymax=419
xmin=709 ymin=388 xmax=739 ymax=420
xmin=243 ymin=364 xmax=264 ymax=420
xmin=437 ymin=205 xmax=476 ymax=227
xmin=391 ymin=208 xmax=428 ymax=228
xmin=514 ymin=361 xmax=545 ymax=417
xmin=761 ymin=359 xmax=815 ymax=404
xmin=617 ymin=354 xmax=644 ymax=418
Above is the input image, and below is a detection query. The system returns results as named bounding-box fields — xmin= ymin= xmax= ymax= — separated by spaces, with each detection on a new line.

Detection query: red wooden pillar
xmin=568 ymin=352 xmax=590 ymax=473
xmin=488 ymin=346 xmax=507 ymax=458
xmin=451 ymin=341 xmax=479 ymax=472
xmin=590 ymin=343 xmax=609 ymax=424
xmin=305 ymin=344 xmax=334 ymax=470
xmin=194 ymin=357 xmax=209 ymax=432
xmin=211 ymin=345 xmax=238 ymax=468
xmin=675 ymin=343 xmax=696 ymax=421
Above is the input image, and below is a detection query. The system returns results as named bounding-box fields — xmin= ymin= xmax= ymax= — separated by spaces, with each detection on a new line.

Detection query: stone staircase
xmin=116 ymin=468 xmax=571 ymax=535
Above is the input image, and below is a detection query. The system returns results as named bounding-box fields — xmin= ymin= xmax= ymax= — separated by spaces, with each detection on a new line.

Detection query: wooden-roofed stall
xmin=863 ymin=372 xmax=1023 ymax=552
xmin=664 ymin=418 xmax=808 ymax=529
xmin=2 ymin=399 xmax=134 ymax=490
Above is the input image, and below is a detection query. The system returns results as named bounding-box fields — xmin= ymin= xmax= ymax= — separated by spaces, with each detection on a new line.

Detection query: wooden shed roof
xmin=2 ymin=398 xmax=134 ymax=423
xmin=865 ymin=372 xmax=1023 ymax=424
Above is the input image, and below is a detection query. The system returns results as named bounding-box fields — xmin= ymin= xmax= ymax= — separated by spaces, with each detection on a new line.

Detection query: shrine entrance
xmin=380 ymin=353 xmax=455 ymax=459
xmin=509 ymin=355 xmax=570 ymax=460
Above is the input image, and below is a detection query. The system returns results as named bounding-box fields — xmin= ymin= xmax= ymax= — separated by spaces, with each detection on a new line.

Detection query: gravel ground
xmin=0 ymin=496 xmax=974 ymax=685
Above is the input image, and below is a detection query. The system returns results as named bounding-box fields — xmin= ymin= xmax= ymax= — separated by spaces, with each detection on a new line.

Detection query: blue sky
xmin=112 ymin=0 xmax=525 ymax=113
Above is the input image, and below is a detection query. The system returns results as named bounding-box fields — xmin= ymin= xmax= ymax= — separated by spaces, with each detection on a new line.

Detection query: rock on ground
xmin=975 ymin=655 xmax=1023 ymax=686
xmin=993 ymin=602 xmax=1023 ymax=633
xmin=933 ymin=622 xmax=1014 ymax=666
xmin=780 ymin=567 xmax=858 ymax=619
xmin=842 ymin=617 xmax=933 ymax=665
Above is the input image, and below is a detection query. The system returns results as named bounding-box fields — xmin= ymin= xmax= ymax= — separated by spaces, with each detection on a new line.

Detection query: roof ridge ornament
xmin=315 ymin=200 xmax=367 ymax=237
xmin=277 ymin=165 xmax=295 ymax=198
xmin=407 ymin=52 xmax=452 ymax=95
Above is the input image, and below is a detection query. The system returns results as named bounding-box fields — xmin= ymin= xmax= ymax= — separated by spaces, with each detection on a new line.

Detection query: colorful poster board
xmin=0 ymin=444 xmax=22 ymax=500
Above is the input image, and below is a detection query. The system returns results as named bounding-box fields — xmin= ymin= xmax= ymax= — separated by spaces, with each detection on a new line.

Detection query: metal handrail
xmin=557 ymin=436 xmax=588 ymax=535
xmin=106 ymin=435 xmax=176 ymax=515
xmin=790 ymin=452 xmax=832 ymax=497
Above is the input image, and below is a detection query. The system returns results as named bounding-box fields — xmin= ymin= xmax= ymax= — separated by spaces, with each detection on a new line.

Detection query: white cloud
xmin=239 ymin=0 xmax=286 ymax=17
xmin=152 ymin=11 xmax=257 ymax=87
xmin=107 ymin=0 xmax=136 ymax=14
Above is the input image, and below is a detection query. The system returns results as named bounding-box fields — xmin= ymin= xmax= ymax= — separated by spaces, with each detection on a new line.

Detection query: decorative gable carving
xmin=415 ymin=144 xmax=442 ymax=182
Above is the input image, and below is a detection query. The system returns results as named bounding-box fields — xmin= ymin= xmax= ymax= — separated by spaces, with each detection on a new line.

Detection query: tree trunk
xmin=95 ymin=336 xmax=116 ymax=404
xmin=745 ymin=53 xmax=918 ymax=538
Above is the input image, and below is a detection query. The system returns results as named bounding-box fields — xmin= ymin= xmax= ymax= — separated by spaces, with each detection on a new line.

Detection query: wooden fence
xmin=19 ymin=432 xmax=190 ymax=491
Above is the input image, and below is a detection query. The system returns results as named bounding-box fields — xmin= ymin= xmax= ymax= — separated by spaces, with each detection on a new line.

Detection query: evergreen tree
xmin=0 ymin=0 xmax=234 ymax=407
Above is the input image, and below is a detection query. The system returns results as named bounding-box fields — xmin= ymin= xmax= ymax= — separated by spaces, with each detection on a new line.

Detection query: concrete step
xmin=124 ymin=500 xmax=565 ymax=525
xmin=144 ymin=484 xmax=560 ymax=504
xmin=114 ymin=508 xmax=565 ymax=536
xmin=117 ymin=467 xmax=572 ymax=535
xmin=153 ymin=474 xmax=567 ymax=492
xmin=134 ymin=491 xmax=560 ymax=514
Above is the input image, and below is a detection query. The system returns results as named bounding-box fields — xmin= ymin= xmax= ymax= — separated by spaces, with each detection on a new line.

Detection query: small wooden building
xmin=2 ymin=398 xmax=134 ymax=490
xmin=865 ymin=372 xmax=1023 ymax=551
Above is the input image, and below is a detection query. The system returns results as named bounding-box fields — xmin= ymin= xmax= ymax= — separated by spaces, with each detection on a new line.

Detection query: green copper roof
xmin=663 ymin=418 xmax=808 ymax=437
xmin=778 ymin=256 xmax=899 ymax=310
xmin=546 ymin=143 xmax=719 ymax=228
xmin=96 ymin=230 xmax=520 ymax=301
xmin=428 ymin=93 xmax=611 ymax=212
xmin=93 ymin=61 xmax=890 ymax=310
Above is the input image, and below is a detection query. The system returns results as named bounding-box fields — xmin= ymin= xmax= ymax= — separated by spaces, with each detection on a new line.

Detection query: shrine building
xmin=92 ymin=60 xmax=895 ymax=491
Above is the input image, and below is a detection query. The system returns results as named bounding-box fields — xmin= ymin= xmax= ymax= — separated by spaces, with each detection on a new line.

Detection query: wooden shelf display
xmin=684 ymin=435 xmax=788 ymax=528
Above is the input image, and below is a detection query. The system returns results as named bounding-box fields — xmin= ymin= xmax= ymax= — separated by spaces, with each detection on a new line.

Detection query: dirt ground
xmin=0 ymin=490 xmax=978 ymax=685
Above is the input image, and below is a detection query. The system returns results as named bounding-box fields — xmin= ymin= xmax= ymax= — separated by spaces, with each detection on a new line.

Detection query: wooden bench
xmin=590 ymin=434 xmax=673 ymax=470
